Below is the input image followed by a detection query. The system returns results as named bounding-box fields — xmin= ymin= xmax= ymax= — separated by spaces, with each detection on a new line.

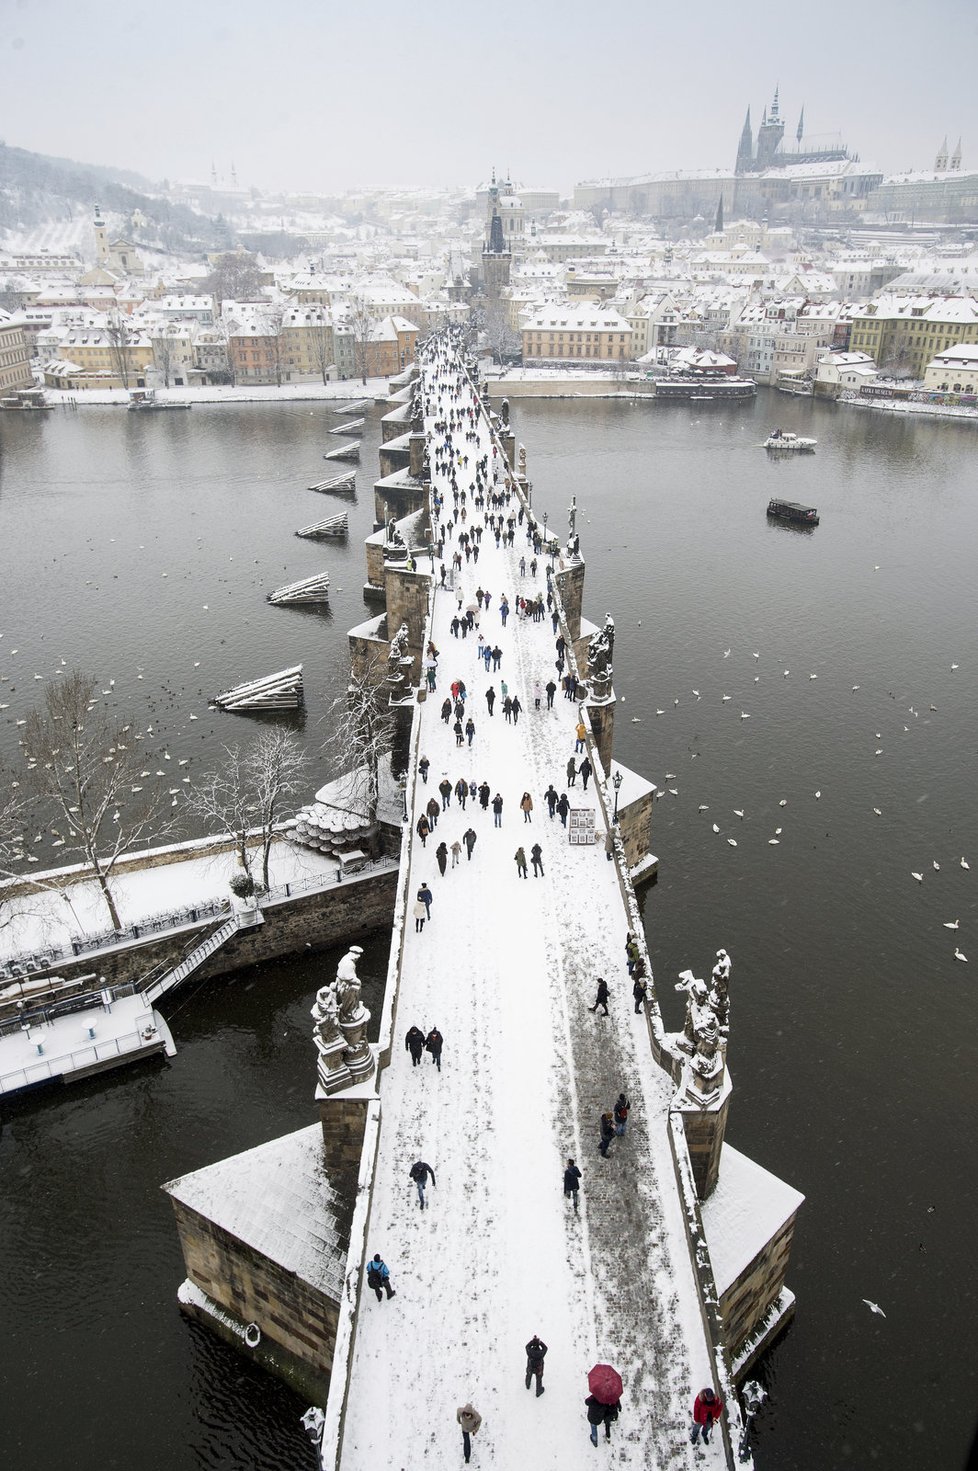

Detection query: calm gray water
xmin=1 ymin=393 xmax=976 ymax=1468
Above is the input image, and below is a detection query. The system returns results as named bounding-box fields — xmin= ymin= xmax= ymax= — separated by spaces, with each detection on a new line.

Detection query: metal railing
xmin=0 ymin=1023 xmax=159 ymax=1096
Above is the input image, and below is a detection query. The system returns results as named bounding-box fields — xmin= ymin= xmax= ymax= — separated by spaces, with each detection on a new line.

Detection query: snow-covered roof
xmin=164 ymin=1123 xmax=348 ymax=1301
xmin=521 ymin=306 xmax=632 ymax=332
xmin=930 ymin=342 xmax=978 ymax=364
xmin=700 ymin=1144 xmax=805 ymax=1296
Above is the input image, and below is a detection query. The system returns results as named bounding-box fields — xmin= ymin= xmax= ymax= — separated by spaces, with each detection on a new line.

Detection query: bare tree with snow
xmin=349 ymin=295 xmax=374 ymax=385
xmin=321 ymin=655 xmax=395 ymax=815
xmin=19 ymin=672 xmax=180 ymax=932
xmin=185 ymin=729 xmax=309 ymax=889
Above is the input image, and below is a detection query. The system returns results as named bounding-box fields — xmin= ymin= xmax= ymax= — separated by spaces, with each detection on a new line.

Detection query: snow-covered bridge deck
xmin=337 ymin=358 xmax=726 ymax=1469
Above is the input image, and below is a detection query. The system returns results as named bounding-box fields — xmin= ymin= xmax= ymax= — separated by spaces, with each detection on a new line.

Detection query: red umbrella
xmin=588 ymin=1364 xmax=623 ymax=1405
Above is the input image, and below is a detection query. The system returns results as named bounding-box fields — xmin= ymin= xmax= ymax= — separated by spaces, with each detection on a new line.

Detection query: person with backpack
xmin=425 ymin=1027 xmax=444 ymax=1071
xmin=409 ymin=1159 xmax=436 ymax=1210
xmin=690 ymin=1387 xmax=724 ymax=1446
xmin=524 ymin=1335 xmax=548 ymax=1397
xmin=366 ymin=1253 xmax=395 ymax=1302
xmin=405 ymin=1025 xmax=425 ymax=1066
xmin=613 ymin=1093 xmax=629 ymax=1137
xmin=563 ymin=1157 xmax=582 ymax=1213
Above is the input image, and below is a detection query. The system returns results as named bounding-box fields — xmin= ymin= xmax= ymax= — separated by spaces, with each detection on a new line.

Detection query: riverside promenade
xmin=336 ymin=350 xmax=734 ymax=1469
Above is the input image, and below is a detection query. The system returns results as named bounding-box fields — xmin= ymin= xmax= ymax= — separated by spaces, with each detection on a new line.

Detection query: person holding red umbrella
xmin=585 ymin=1365 xmax=623 ymax=1446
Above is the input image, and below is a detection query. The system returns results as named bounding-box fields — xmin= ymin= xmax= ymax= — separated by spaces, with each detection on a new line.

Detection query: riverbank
xmin=42 ymin=379 xmax=389 ymax=408
xmin=838 ymin=392 xmax=978 ymax=423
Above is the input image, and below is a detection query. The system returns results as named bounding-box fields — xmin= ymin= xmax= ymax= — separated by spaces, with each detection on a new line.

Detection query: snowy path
xmin=340 ymin=358 xmax=717 ymax=1470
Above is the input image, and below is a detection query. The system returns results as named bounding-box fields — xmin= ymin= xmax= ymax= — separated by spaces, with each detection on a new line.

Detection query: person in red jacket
xmin=690 ymin=1386 xmax=724 ymax=1445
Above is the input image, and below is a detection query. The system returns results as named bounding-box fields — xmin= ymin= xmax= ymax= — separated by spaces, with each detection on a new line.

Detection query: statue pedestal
xmin=340 ymin=1007 xmax=374 ymax=1085
xmin=316 ymin=1035 xmax=353 ymax=1095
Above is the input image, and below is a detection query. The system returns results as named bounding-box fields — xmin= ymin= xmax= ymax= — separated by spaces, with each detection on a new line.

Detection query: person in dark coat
xmin=566 ymin=755 xmax=577 ymax=786
xmin=405 ymin=1025 xmax=425 ymax=1066
xmin=514 ymin=847 xmax=528 ymax=879
xmin=556 ymin=792 xmax=570 ymax=828
xmin=454 ymin=717 xmax=464 ymax=746
xmin=632 ymin=976 xmax=649 ymax=1013
xmin=690 ymin=1387 xmax=724 ymax=1445
xmin=491 ymin=645 xmax=502 ymax=671
xmin=492 ymin=793 xmax=503 ymax=827
xmin=613 ymin=1093 xmax=629 ymax=1137
xmin=545 ymin=679 xmax=557 ymax=709
xmin=441 ymin=697 xmax=452 ymax=724
xmin=478 ymin=782 xmax=491 ymax=810
xmin=435 ymin=841 xmax=448 ymax=876
xmin=563 ymin=1157 xmax=582 ymax=1212
xmin=419 ymin=756 xmax=430 ymax=784
xmin=511 ymin=695 xmax=522 ymax=724
xmin=502 ymin=696 xmax=513 ymax=723
xmin=544 ymin=784 xmax=558 ymax=817
xmin=463 ymin=827 xmax=477 ymax=860
xmin=455 ymin=777 xmax=468 ymax=808
xmin=524 ymin=1335 xmax=548 ymax=1396
xmin=530 ymin=842 xmax=544 ymax=876
xmin=485 ymin=685 xmax=496 ymax=716
xmin=585 ymin=1395 xmax=621 ymax=1446
xmin=589 ymin=977 xmax=610 ymax=1015
xmin=416 ymin=814 xmax=430 ymax=847
xmin=425 ymin=1027 xmax=443 ymax=1072
xmin=465 ymin=717 xmax=476 ymax=746
xmin=366 ymin=1253 xmax=395 ymax=1302
xmin=409 ymin=1159 xmax=436 ymax=1209
xmin=579 ymin=756 xmax=592 ymax=791
xmin=418 ymin=883 xmax=433 ymax=921
xmin=599 ymin=1112 xmax=615 ymax=1158
xmin=439 ymin=777 xmax=453 ymax=810
xmin=426 ymin=795 xmax=440 ymax=828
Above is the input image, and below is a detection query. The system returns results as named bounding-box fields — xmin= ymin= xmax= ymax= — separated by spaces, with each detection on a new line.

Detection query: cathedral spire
xmin=736 ymin=107 xmax=753 ymax=173
xmin=951 ymin=137 xmax=962 ymax=171
xmin=796 ymin=105 xmax=805 ymax=146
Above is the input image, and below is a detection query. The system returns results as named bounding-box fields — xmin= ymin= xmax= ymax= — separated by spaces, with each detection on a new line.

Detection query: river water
xmin=0 ymin=392 xmax=976 ymax=1469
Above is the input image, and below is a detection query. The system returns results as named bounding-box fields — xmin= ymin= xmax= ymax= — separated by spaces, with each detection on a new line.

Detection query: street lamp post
xmin=612 ymin=769 xmax=623 ymax=822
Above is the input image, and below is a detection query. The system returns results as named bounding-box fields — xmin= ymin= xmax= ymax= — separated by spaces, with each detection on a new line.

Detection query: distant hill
xmin=0 ymin=142 xmax=234 ymax=257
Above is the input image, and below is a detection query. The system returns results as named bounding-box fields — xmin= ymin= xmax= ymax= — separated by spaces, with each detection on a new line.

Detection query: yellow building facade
xmin=849 ymin=296 xmax=978 ymax=377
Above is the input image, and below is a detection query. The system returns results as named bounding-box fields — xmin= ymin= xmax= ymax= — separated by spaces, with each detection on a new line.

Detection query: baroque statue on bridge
xmin=334 ymin=944 xmax=365 ymax=1022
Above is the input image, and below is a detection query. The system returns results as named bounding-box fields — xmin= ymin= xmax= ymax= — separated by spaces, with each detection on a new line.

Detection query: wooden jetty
xmin=332 ymin=399 xmax=370 ymax=415
xmin=215 ymin=665 xmax=304 ymax=711
xmin=328 ymin=418 xmax=365 ymax=436
xmin=295 ymin=513 xmax=349 ymax=540
xmin=323 ymin=442 xmax=360 ymax=463
xmin=267 ymin=573 xmax=331 ymax=606
xmin=308 ymin=470 xmax=356 ymax=494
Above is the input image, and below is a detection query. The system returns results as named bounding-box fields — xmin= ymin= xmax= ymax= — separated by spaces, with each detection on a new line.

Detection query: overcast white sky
xmin=2 ymin=0 xmax=976 ymax=194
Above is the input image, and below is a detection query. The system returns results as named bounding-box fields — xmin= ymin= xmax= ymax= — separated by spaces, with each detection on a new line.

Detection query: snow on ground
xmin=0 ymin=837 xmax=347 ymax=961
xmin=339 ymin=355 xmax=717 ymax=1469
xmin=42 ymin=381 xmax=389 ymax=407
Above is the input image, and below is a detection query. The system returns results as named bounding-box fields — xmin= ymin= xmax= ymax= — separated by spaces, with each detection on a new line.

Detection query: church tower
xmin=482 ymin=170 xmax=511 ymax=299
xmin=94 ymin=203 xmax=109 ymax=265
xmin=950 ymin=138 xmax=962 ymax=171
xmin=935 ymin=137 xmax=949 ymax=171
xmin=735 ymin=108 xmax=753 ymax=173
xmin=755 ymin=86 xmax=785 ymax=168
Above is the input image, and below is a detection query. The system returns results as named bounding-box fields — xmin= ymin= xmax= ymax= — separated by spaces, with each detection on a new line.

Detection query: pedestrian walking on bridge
xmin=367 ymin=1253 xmax=396 ymax=1302
xmin=409 ymin=1159 xmax=436 ymax=1210
xmin=425 ymin=1027 xmax=443 ymax=1071
xmin=514 ymin=846 xmax=528 ymax=879
xmin=405 ymin=1025 xmax=425 ymax=1066
xmin=531 ymin=842 xmax=544 ymax=876
xmin=524 ymin=1335 xmax=548 ymax=1396
xmin=563 ymin=1157 xmax=582 ymax=1213
xmin=456 ymin=1403 xmax=482 ymax=1465
xmin=589 ymin=977 xmax=610 ymax=1016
